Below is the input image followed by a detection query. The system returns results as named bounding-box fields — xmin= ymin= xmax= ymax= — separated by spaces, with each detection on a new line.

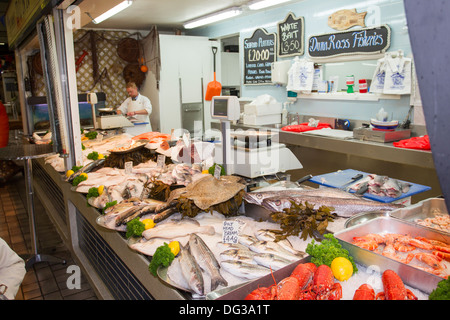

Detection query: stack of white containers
xmin=243 ymin=95 xmax=282 ymax=125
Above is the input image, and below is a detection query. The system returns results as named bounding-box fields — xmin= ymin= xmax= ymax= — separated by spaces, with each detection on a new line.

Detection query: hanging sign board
xmin=244 ymin=28 xmax=276 ymax=85
xmin=308 ymin=25 xmax=391 ymax=58
xmin=277 ymin=12 xmax=305 ymax=57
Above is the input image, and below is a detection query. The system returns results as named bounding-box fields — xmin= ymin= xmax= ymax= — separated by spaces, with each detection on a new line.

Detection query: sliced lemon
xmin=66 ymin=169 xmax=74 ymax=178
xmin=201 ymin=169 xmax=209 ymax=174
xmin=98 ymin=185 xmax=104 ymax=195
xmin=98 ymin=153 xmax=104 ymax=159
xmin=80 ymin=172 xmax=88 ymax=179
xmin=142 ymin=219 xmax=155 ymax=230
xmin=331 ymin=257 xmax=353 ymax=281
xmin=168 ymin=241 xmax=180 ymax=256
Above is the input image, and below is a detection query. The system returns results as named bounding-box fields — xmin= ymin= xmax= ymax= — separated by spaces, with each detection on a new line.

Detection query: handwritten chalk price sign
xmin=244 ymin=28 xmax=276 ymax=85
xmin=277 ymin=12 xmax=304 ymax=57
xmin=222 ymin=220 xmax=245 ymax=244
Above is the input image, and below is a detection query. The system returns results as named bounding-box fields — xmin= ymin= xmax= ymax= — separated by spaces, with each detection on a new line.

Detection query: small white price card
xmin=124 ymin=161 xmax=133 ymax=174
xmin=222 ymin=220 xmax=245 ymax=244
xmin=157 ymin=154 xmax=166 ymax=168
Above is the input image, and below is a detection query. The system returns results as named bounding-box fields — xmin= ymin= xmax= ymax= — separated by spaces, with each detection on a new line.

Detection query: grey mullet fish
xmin=261 ymin=195 xmax=403 ymax=217
xmin=178 ymin=243 xmax=204 ymax=295
xmin=188 ymin=234 xmax=228 ymax=291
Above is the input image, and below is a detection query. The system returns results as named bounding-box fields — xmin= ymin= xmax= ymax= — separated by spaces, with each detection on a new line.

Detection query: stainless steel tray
xmin=212 ymin=256 xmax=311 ymax=300
xmin=389 ymin=198 xmax=449 ymax=234
xmin=335 ymin=216 xmax=448 ymax=294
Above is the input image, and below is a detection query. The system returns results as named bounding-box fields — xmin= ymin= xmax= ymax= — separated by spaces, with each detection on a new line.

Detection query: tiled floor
xmin=0 ymin=171 xmax=98 ymax=300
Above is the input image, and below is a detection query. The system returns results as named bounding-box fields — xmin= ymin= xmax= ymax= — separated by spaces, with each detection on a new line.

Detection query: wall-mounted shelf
xmin=296 ymin=92 xmax=401 ymax=101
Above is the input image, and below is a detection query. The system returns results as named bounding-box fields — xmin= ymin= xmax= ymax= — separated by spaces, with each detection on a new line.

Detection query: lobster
xmin=245 ymin=274 xmax=302 ymax=300
xmin=376 ymin=269 xmax=418 ymax=300
xmin=353 ymin=284 xmax=375 ymax=300
xmin=297 ymin=264 xmax=342 ymax=300
xmin=244 ymin=286 xmax=272 ymax=300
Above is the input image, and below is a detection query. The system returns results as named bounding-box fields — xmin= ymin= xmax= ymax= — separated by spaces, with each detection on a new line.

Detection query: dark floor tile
xmin=43 ymin=291 xmax=64 ymax=300
xmin=22 ymin=288 xmax=42 ymax=300
xmin=39 ymin=278 xmax=59 ymax=295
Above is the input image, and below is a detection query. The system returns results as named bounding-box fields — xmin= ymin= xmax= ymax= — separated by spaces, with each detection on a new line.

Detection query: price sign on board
xmin=277 ymin=12 xmax=304 ymax=57
xmin=243 ymin=28 xmax=276 ymax=85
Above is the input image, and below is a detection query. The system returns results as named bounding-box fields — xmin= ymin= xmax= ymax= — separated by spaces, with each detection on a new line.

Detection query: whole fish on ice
xmin=252 ymin=253 xmax=293 ymax=270
xmin=188 ymin=234 xmax=228 ymax=291
xmin=254 ymin=229 xmax=303 ymax=256
xmin=178 ymin=243 xmax=204 ymax=296
xmin=220 ymin=261 xmax=270 ymax=280
xmin=244 ymin=186 xmax=358 ymax=206
xmin=261 ymin=195 xmax=403 ymax=217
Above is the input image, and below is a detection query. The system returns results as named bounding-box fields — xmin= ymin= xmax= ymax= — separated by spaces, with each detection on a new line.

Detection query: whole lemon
xmin=66 ymin=169 xmax=74 ymax=178
xmin=141 ymin=219 xmax=155 ymax=230
xmin=331 ymin=257 xmax=353 ymax=281
xmin=168 ymin=241 xmax=180 ymax=256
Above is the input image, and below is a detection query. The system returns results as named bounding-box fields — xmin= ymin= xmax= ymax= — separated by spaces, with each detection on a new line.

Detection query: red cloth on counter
xmin=281 ymin=122 xmax=332 ymax=133
xmin=393 ymin=135 xmax=431 ymax=150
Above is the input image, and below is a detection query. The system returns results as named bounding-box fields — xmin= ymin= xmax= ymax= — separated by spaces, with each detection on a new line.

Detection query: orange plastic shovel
xmin=205 ymin=47 xmax=222 ymax=101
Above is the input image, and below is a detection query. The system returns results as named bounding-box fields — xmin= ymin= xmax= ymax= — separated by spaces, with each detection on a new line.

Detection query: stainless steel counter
xmin=211 ymin=121 xmax=440 ymax=202
xmin=32 ymin=157 xmax=188 ymax=300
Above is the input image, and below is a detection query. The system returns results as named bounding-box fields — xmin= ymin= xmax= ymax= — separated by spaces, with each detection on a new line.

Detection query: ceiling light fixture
xmin=248 ymin=0 xmax=292 ymax=10
xmin=91 ymin=0 xmax=133 ymax=24
xmin=183 ymin=7 xmax=242 ymax=29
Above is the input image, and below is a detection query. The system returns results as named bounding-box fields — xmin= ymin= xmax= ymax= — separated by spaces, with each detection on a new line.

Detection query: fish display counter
xmin=31 ymin=129 xmax=448 ymax=300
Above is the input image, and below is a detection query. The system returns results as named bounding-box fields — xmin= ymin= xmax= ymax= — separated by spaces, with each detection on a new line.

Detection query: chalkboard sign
xmin=277 ymin=12 xmax=304 ymax=57
xmin=308 ymin=25 xmax=391 ymax=58
xmin=244 ymin=28 xmax=276 ymax=85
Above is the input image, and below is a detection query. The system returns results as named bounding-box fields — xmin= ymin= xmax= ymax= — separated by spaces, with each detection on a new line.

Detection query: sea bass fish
xmin=248 ymin=240 xmax=305 ymax=262
xmin=178 ymin=243 xmax=204 ymax=296
xmin=261 ymin=195 xmax=403 ymax=217
xmin=252 ymin=253 xmax=293 ymax=270
xmin=219 ymin=249 xmax=257 ymax=264
xmin=254 ymin=229 xmax=303 ymax=256
xmin=220 ymin=261 xmax=270 ymax=280
xmin=188 ymin=234 xmax=228 ymax=291
xmin=142 ymin=218 xmax=215 ymax=240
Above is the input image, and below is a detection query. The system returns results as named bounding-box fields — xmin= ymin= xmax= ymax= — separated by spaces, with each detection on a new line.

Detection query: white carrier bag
xmin=383 ymin=51 xmax=412 ymax=95
xmin=287 ymin=57 xmax=314 ymax=93
xmin=370 ymin=56 xmax=387 ymax=94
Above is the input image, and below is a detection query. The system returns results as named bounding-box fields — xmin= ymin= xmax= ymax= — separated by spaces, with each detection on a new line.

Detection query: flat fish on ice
xmin=142 ymin=218 xmax=215 ymax=240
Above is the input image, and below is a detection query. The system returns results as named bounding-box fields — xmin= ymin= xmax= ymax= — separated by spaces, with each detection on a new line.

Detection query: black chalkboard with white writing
xmin=243 ymin=28 xmax=276 ymax=85
xmin=308 ymin=25 xmax=391 ymax=58
xmin=278 ymin=12 xmax=304 ymax=57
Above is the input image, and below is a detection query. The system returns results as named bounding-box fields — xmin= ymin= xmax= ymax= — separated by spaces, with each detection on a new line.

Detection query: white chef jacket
xmin=118 ymin=93 xmax=153 ymax=134
xmin=0 ymin=238 xmax=26 ymax=299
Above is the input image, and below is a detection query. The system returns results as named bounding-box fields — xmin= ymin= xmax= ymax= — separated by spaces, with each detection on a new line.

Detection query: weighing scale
xmin=211 ymin=96 xmax=302 ymax=178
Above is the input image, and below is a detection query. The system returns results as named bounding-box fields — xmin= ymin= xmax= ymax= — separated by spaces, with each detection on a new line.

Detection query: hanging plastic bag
xmin=370 ymin=56 xmax=387 ymax=94
xmin=383 ymin=51 xmax=412 ymax=95
xmin=393 ymin=135 xmax=430 ymax=150
xmin=287 ymin=57 xmax=314 ymax=93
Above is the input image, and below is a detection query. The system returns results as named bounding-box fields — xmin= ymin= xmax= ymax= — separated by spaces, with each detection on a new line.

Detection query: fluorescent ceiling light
xmin=92 ymin=0 xmax=133 ymax=24
xmin=183 ymin=7 xmax=242 ymax=29
xmin=248 ymin=0 xmax=292 ymax=10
